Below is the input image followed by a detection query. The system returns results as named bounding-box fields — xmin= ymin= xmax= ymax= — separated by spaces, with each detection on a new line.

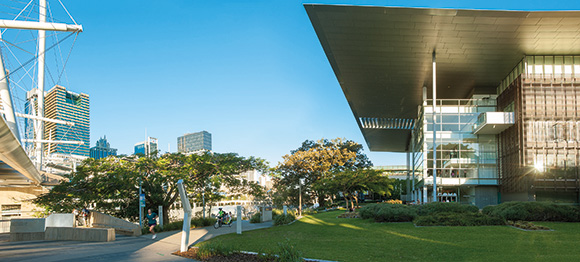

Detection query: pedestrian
xmin=81 ymin=207 xmax=90 ymax=227
xmin=146 ymin=209 xmax=158 ymax=239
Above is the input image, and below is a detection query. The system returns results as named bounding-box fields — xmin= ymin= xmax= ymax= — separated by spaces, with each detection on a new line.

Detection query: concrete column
xmin=158 ymin=205 xmax=163 ymax=228
xmin=423 ymin=186 xmax=428 ymax=204
xmin=236 ymin=205 xmax=242 ymax=235
xmin=432 ymin=50 xmax=438 ymax=203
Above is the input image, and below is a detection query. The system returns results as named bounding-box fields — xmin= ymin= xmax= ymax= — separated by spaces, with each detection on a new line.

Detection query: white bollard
xmin=158 ymin=205 xmax=163 ymax=228
xmin=236 ymin=205 xmax=242 ymax=235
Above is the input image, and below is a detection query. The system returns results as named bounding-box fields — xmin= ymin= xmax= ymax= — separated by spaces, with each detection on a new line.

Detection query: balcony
xmin=473 ymin=112 xmax=515 ymax=135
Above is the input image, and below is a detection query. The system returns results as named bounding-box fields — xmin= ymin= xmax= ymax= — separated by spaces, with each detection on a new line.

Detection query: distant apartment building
xmin=25 ymin=85 xmax=90 ymax=157
xmin=135 ymin=137 xmax=158 ymax=156
xmin=177 ymin=131 xmax=212 ymax=154
xmin=90 ymin=136 xmax=118 ymax=159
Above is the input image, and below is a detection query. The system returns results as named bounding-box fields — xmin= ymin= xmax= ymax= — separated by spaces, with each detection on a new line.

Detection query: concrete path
xmin=0 ymin=220 xmax=273 ymax=262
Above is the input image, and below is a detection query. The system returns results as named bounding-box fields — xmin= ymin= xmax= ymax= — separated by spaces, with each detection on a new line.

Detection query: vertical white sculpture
xmin=177 ymin=179 xmax=192 ymax=252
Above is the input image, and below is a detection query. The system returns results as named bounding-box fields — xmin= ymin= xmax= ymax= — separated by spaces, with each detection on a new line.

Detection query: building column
xmin=432 ymin=50 xmax=438 ymax=202
xmin=406 ymin=150 xmax=410 ymax=201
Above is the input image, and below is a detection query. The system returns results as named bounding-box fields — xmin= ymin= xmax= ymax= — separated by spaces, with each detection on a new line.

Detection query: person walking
xmin=146 ymin=209 xmax=158 ymax=239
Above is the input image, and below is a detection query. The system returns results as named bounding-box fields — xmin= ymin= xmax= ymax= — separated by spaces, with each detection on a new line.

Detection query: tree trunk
xmin=317 ymin=194 xmax=326 ymax=209
xmin=354 ymin=194 xmax=359 ymax=208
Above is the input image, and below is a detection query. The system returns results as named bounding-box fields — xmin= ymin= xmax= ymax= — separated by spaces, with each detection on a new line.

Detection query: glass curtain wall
xmin=412 ymin=99 xmax=499 ymax=203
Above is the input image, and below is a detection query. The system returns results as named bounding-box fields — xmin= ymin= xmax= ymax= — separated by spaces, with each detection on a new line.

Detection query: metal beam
xmin=0 ymin=20 xmax=82 ymax=32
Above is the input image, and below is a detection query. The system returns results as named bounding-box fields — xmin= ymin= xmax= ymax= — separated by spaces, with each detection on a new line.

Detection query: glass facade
xmin=413 ymin=98 xmax=499 ymax=206
xmin=134 ymin=137 xmax=158 ymax=157
xmin=90 ymin=136 xmax=117 ymax=159
xmin=497 ymin=56 xmax=580 ymax=202
xmin=25 ymin=86 xmax=90 ymax=157
xmin=177 ymin=131 xmax=212 ymax=154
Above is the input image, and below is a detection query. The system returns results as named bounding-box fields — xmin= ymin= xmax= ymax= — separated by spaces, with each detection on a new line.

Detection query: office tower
xmin=90 ymin=136 xmax=118 ymax=159
xmin=25 ymin=85 xmax=89 ymax=157
xmin=135 ymin=137 xmax=158 ymax=156
xmin=177 ymin=131 xmax=212 ymax=154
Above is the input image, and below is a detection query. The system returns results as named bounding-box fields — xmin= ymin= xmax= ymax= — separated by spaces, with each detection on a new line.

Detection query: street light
xmin=298 ymin=178 xmax=305 ymax=217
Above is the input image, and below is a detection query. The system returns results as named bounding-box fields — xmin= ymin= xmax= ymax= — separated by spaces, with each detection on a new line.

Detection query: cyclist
xmin=217 ymin=208 xmax=226 ymax=225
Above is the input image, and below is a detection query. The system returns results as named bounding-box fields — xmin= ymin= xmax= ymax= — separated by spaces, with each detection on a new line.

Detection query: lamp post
xmin=298 ymin=178 xmax=305 ymax=217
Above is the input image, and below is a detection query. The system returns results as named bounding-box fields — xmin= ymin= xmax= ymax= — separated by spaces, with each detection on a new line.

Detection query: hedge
xmin=416 ymin=202 xmax=479 ymax=216
xmin=359 ymin=203 xmax=417 ymax=222
xmin=482 ymin=201 xmax=580 ymax=222
xmin=414 ymin=212 xmax=505 ymax=226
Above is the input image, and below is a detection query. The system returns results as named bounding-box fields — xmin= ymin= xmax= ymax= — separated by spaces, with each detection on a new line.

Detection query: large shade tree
xmin=34 ymin=152 xmax=268 ymax=223
xmin=317 ymin=169 xmax=394 ymax=209
xmin=274 ymin=138 xmax=372 ymax=207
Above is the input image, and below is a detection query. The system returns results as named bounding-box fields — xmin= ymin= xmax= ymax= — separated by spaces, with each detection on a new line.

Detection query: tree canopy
xmin=34 ymin=152 xmax=268 ymax=222
xmin=273 ymin=138 xmax=373 ymax=207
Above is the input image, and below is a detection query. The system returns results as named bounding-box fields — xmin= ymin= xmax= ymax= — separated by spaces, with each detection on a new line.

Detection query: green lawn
xmin=198 ymin=210 xmax=580 ymax=262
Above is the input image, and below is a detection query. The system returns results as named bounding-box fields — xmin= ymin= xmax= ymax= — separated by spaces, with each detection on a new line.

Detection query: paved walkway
xmin=0 ymin=220 xmax=273 ymax=262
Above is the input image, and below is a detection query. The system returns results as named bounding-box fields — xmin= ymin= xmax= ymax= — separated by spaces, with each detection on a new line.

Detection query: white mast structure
xmin=0 ymin=0 xmax=82 ymax=170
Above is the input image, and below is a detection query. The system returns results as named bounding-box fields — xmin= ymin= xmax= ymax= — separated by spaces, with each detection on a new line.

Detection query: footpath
xmin=0 ymin=220 xmax=273 ymax=262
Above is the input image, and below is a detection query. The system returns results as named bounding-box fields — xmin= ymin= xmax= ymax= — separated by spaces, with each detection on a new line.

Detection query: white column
xmin=158 ymin=205 xmax=163 ymax=228
xmin=423 ymin=186 xmax=428 ymax=204
xmin=432 ymin=50 xmax=438 ymax=202
xmin=406 ymin=150 xmax=410 ymax=201
xmin=236 ymin=205 xmax=242 ymax=234
xmin=35 ymin=0 xmax=47 ymax=169
xmin=411 ymin=131 xmax=415 ymax=202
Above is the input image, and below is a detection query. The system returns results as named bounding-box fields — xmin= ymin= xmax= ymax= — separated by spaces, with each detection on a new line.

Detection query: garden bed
xmin=173 ymin=247 xmax=321 ymax=262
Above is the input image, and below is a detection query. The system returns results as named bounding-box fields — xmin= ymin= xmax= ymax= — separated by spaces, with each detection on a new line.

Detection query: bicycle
xmin=214 ymin=216 xmax=232 ymax=229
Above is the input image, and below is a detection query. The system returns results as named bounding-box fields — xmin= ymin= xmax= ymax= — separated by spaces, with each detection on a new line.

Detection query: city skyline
xmin=49 ymin=0 xmax=580 ymax=167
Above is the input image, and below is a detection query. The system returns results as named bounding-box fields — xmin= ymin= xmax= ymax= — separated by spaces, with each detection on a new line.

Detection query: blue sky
xmin=30 ymin=0 xmax=580 ymax=167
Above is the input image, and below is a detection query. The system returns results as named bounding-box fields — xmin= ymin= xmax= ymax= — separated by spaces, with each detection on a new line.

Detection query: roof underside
xmin=305 ymin=4 xmax=580 ymax=152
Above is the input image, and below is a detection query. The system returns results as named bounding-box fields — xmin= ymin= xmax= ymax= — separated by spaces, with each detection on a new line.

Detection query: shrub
xmin=276 ymin=240 xmax=303 ymax=262
xmin=483 ymin=201 xmax=580 ymax=222
xmin=142 ymin=220 xmax=183 ymax=235
xmin=274 ymin=214 xmax=296 ymax=225
xmin=191 ymin=217 xmax=217 ymax=228
xmin=359 ymin=203 xmax=417 ymax=222
xmin=196 ymin=241 xmax=239 ymax=260
xmin=507 ymin=220 xmax=551 ymax=230
xmin=414 ymin=212 xmax=505 ymax=226
xmin=416 ymin=202 xmax=479 ymax=216
xmin=384 ymin=199 xmax=403 ymax=204
xmin=250 ymin=212 xmax=262 ymax=223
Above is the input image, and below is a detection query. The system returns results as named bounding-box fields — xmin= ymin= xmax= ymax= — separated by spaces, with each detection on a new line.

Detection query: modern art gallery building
xmin=306 ymin=4 xmax=580 ymax=207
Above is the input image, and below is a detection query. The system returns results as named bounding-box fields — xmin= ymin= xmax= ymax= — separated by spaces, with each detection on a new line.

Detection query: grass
xmin=197 ymin=210 xmax=580 ymax=262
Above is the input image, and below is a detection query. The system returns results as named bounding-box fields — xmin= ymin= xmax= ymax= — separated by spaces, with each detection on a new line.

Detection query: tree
xmin=318 ymin=169 xmax=393 ymax=209
xmin=34 ymin=152 xmax=268 ymax=223
xmin=274 ymin=138 xmax=372 ymax=207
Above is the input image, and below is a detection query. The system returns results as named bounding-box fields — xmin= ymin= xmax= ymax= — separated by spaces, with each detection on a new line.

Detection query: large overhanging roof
xmin=0 ymin=115 xmax=42 ymax=186
xmin=305 ymin=4 xmax=580 ymax=152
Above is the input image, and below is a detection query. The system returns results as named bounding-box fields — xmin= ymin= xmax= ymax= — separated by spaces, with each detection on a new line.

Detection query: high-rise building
xmin=177 ymin=131 xmax=212 ymax=154
xmin=25 ymin=85 xmax=90 ymax=157
xmin=306 ymin=5 xmax=580 ymax=206
xmin=135 ymin=137 xmax=158 ymax=156
xmin=90 ymin=136 xmax=117 ymax=159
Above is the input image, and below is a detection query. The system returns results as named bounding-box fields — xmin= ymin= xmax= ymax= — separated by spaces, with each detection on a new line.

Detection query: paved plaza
xmin=0 ymin=220 xmax=273 ymax=262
